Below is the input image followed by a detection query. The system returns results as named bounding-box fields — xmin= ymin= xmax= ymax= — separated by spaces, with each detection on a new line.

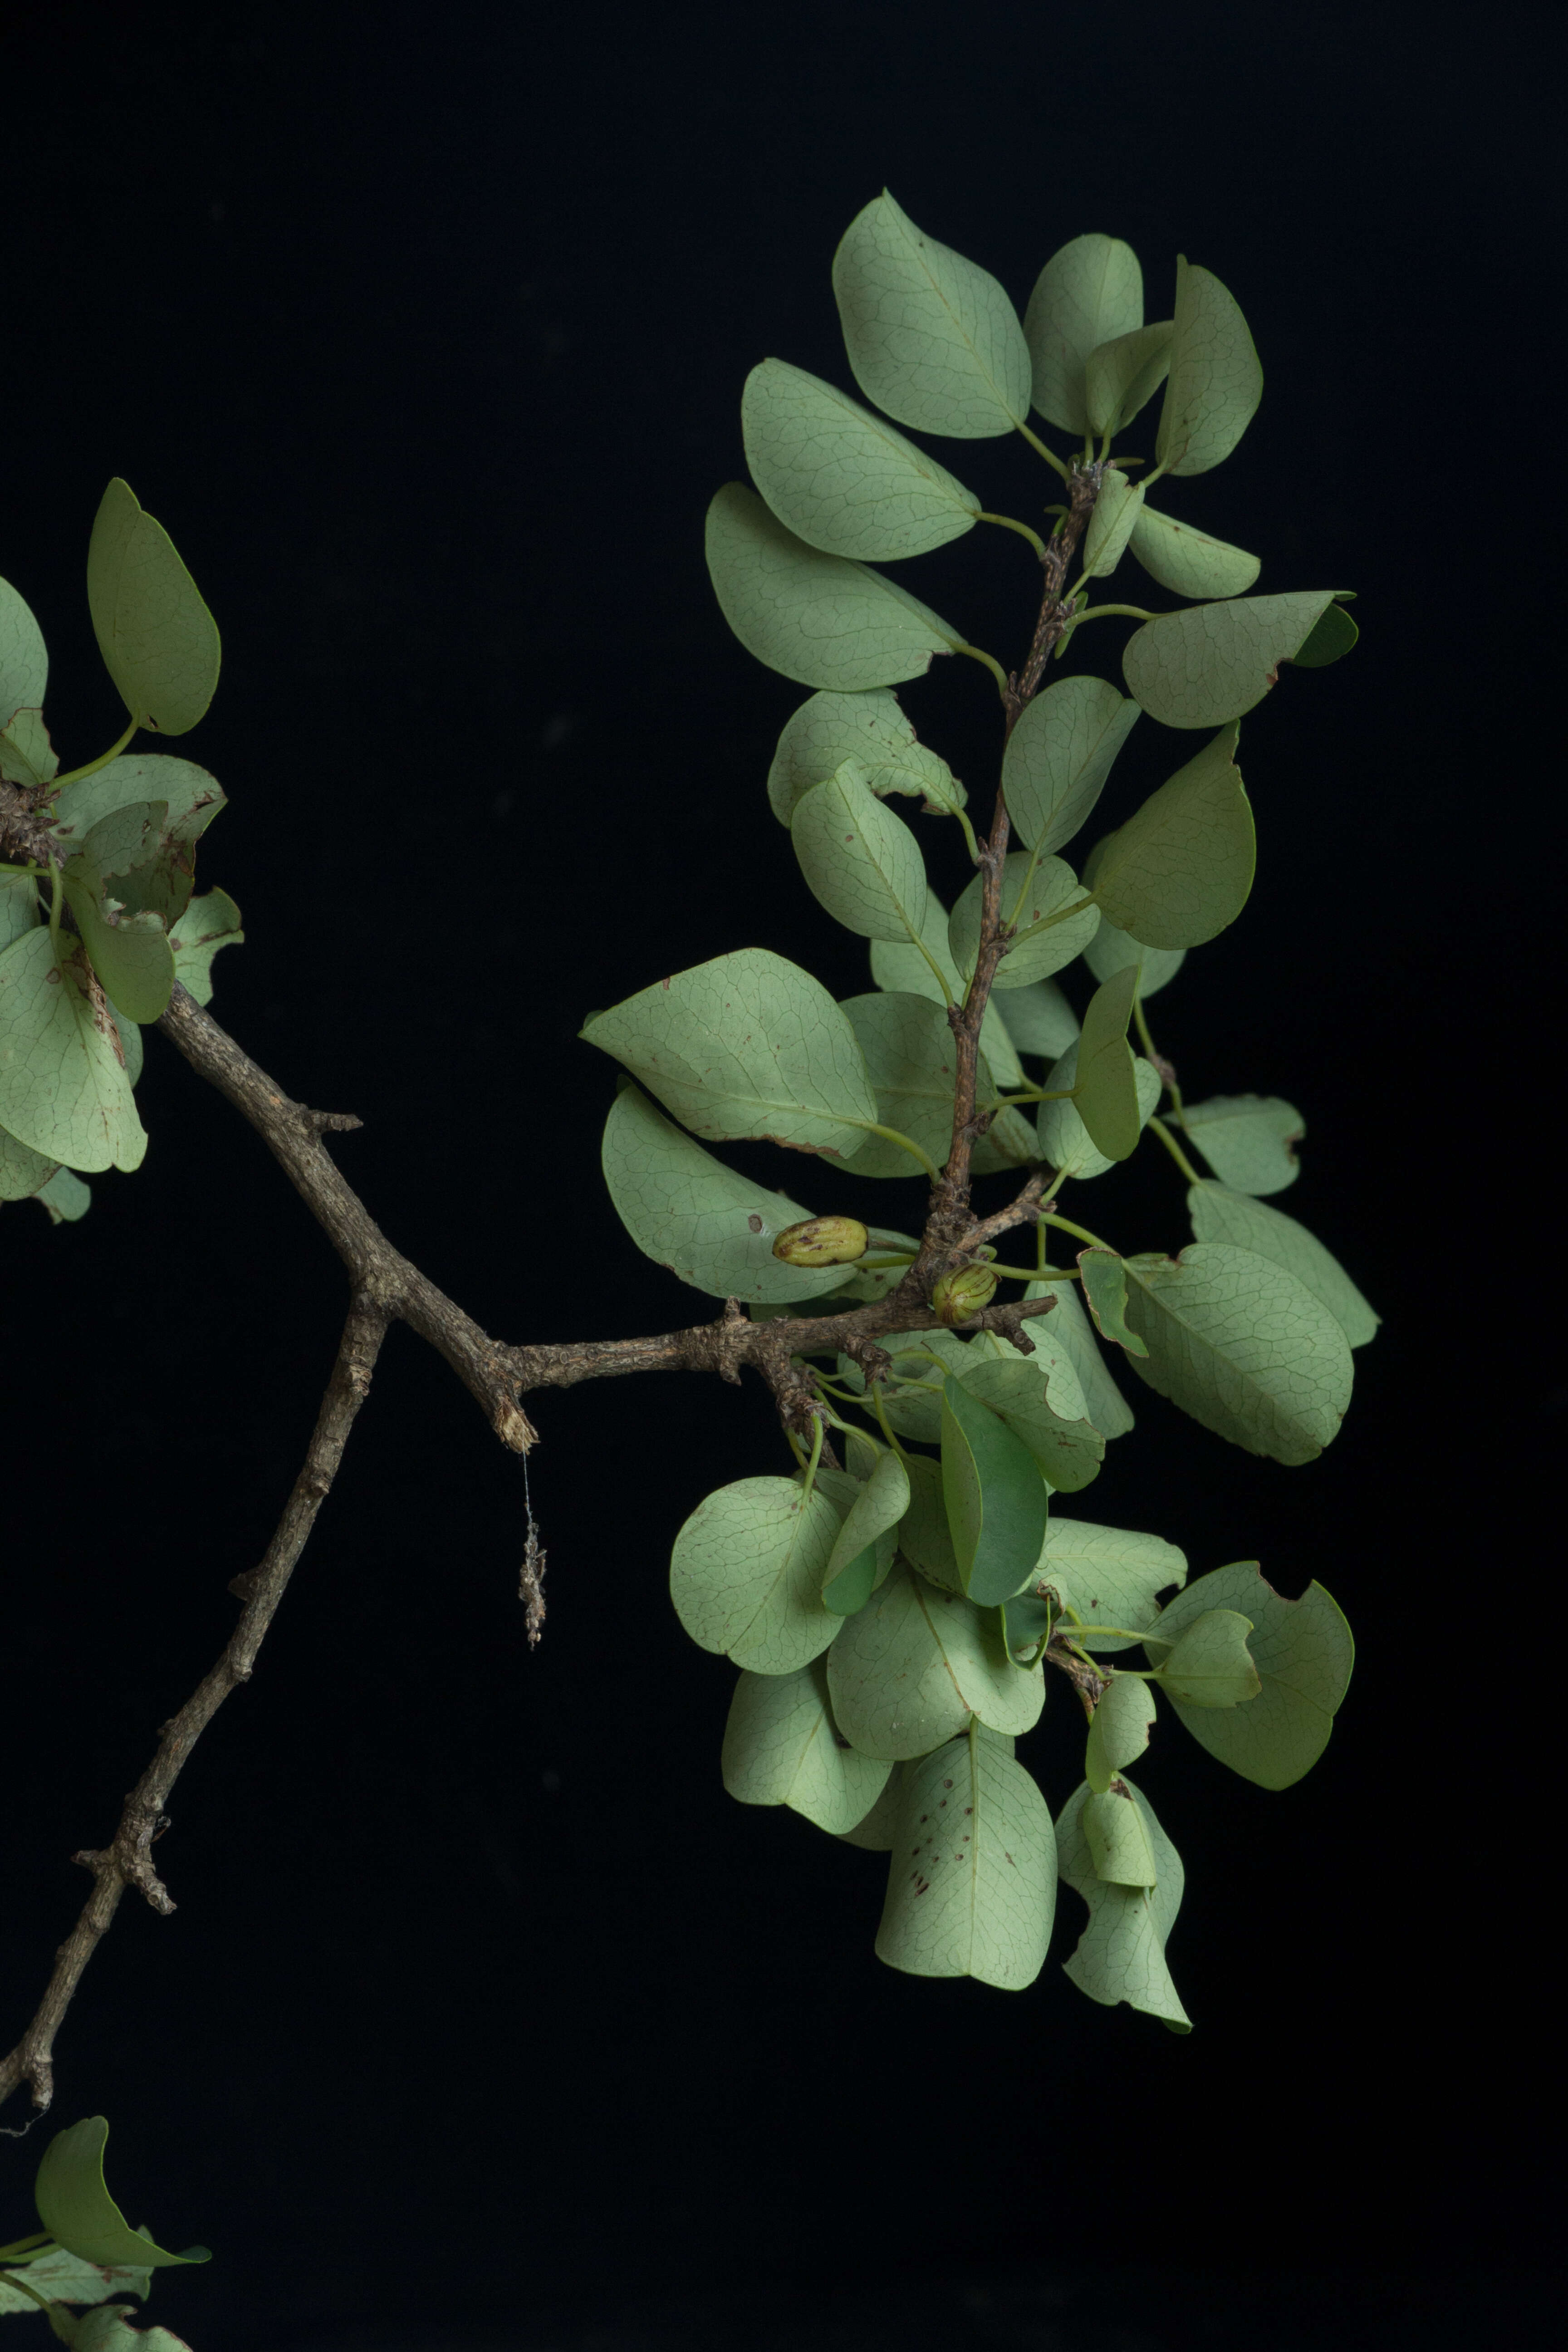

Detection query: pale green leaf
xmin=1182 ymin=1093 xmax=1303 ymax=1195
xmin=706 ymin=482 xmax=961 ymax=691
xmin=791 ymin=765 xmax=928 ymax=942
xmin=1082 ymin=470 xmax=1146 ymax=578
xmin=1122 ymin=593 xmax=1338 ymax=728
xmin=1082 ymin=1785 xmax=1159 ymax=1887
xmin=768 ymin=687 xmax=963 ymax=826
xmin=896 ymin=1446 xmax=962 ymax=1589
xmin=948 ymin=852 xmax=1098 ymax=990
xmin=1035 ymin=1513 xmax=1186 ymax=1652
xmin=743 ymin=359 xmax=980 ymax=560
xmin=1085 ymin=1675 xmax=1155 ymax=1793
xmin=670 ymin=1475 xmax=842 ymax=1674
xmin=722 ymin=1656 xmax=892 ymax=1832
xmin=1073 ymin=965 xmax=1141 ymax=1161
xmin=0 ymin=705 xmax=58 ymax=786
xmin=957 ymin=1341 xmax=1105 ymax=1493
xmin=583 ymin=948 xmax=876 ymax=1160
xmin=876 ymin=1729 xmax=1055 ymax=1989
xmin=1082 ymin=911 xmax=1186 ymax=1000
xmin=34 ymin=2116 xmax=210 ymax=2269
xmin=0 ymin=2244 xmax=152 ymax=2317
xmin=1121 ymin=1243 xmax=1353 ymax=1464
xmin=1022 ymin=1278 xmax=1134 ymax=1439
xmin=833 ymin=191 xmax=1031 ymax=438
xmin=826 ymin=1558 xmax=1044 ymax=1759
xmin=86 ymin=478 xmax=221 ymax=735
xmin=1188 ymin=1182 xmax=1377 ymax=1347
xmin=868 ymin=892 xmax=1025 ymax=1087
xmin=823 ymin=1446 xmax=909 ymax=1612
xmin=1155 ymin=1607 xmax=1260 ymax=1707
xmin=1077 ymin=1247 xmax=1150 ymax=1358
xmin=600 ymin=1081 xmax=859 ymax=1303
xmin=1129 ymin=502 xmax=1259 ymax=600
xmin=1001 ymin=674 xmax=1139 ymax=858
xmin=1056 ymin=1775 xmax=1190 ymax=2027
xmin=1024 ymin=235 xmax=1142 ymax=436
xmin=1085 ymin=321 xmax=1172 ymax=436
xmin=1037 ymin=1044 xmax=1161 ymax=1180
xmin=34 ymin=1165 xmax=92 ymax=1223
xmin=841 ymin=988 xmax=1024 ymax=1176
xmin=1 ymin=1115 xmax=61 ymax=1202
xmin=1090 ymin=724 xmax=1253 ymax=949
xmin=1153 ymin=256 xmax=1263 ymax=477
xmin=838 ymin=1761 xmax=906 ymax=1849
xmin=0 ymin=573 xmax=49 ymax=727
xmin=992 ymin=977 xmax=1079 ymax=1059
xmin=1143 ymin=1561 xmax=1354 ymax=1788
xmin=0 ymin=929 xmax=146 ymax=1172
xmin=167 ymin=886 xmax=242 ymax=1005
xmin=941 ymin=1374 xmax=1053 ymax=1606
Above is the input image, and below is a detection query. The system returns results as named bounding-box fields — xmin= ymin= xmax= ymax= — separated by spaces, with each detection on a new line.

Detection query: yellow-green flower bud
xmin=771 ymin=1216 xmax=870 ymax=1269
xmin=931 ymin=1263 xmax=999 ymax=1325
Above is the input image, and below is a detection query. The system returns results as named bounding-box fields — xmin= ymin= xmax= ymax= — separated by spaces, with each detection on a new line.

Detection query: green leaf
xmin=876 ymin=1729 xmax=1055 ymax=1989
xmin=1081 ymin=469 xmax=1145 ymax=578
xmin=1084 ymin=321 xmax=1172 ymax=436
xmin=721 ymin=1656 xmax=892 ymax=1832
xmin=63 ymin=825 xmax=177 ymax=1025
xmin=838 ymin=1762 xmax=907 ymax=1850
xmin=1188 ymin=1181 xmax=1377 ymax=1347
xmin=1001 ymin=674 xmax=1139 ymax=858
xmin=955 ymin=1348 xmax=1105 ymax=1494
xmin=33 ymin=1165 xmax=92 ymax=1224
xmin=1154 ymin=1608 xmax=1260 ymax=1707
xmin=1056 ymin=1776 xmax=1191 ymax=2027
xmin=840 ymin=989 xmax=1022 ymax=1176
xmin=167 ymin=887 xmax=242 ymax=1005
xmin=826 ymin=1558 xmax=1044 ymax=1759
xmin=868 ymin=892 xmax=1026 ymax=1088
xmin=833 ymin=191 xmax=1031 ymax=439
xmin=583 ymin=948 xmax=876 ymax=1160
xmin=768 ymin=687 xmax=963 ymax=827
xmin=1121 ymin=1244 xmax=1353 ymax=1464
xmin=1293 ymin=600 xmax=1358 ymax=667
xmin=1022 ymin=1278 xmax=1134 ymax=1440
xmin=1153 ymin=256 xmax=1263 ymax=477
xmin=1129 ymin=502 xmax=1259 ymax=600
xmin=0 ymin=2244 xmax=152 ymax=2318
xmin=1082 ymin=1786 xmax=1159 ymax=1887
xmin=0 ymin=706 xmax=59 ymax=787
xmin=1181 ymin=1093 xmax=1303 ymax=1194
xmin=1 ymin=869 xmax=39 ymax=953
xmin=35 ymin=2306 xmax=195 ymax=2349
xmin=1035 ymin=1513 xmax=1186 ymax=1651
xmin=600 ymin=1081 xmax=860 ymax=1303
xmin=1082 ymin=911 xmax=1186 ymax=1001
xmin=1122 ymin=592 xmax=1339 ymax=728
xmin=34 ymin=2117 xmax=210 ymax=2269
xmin=86 ymin=479 xmax=221 ymax=735
xmin=1143 ymin=1561 xmax=1354 ymax=1788
xmin=791 ymin=766 xmax=928 ymax=943
xmin=940 ymin=1375 xmax=1052 ymax=1606
xmin=1073 ymin=966 xmax=1141 ymax=1161
xmin=0 ymin=930 xmax=146 ymax=1172
xmin=1 ymin=1116 xmax=62 ymax=1203
xmin=948 ymin=852 xmax=1098 ymax=990
xmin=896 ymin=1446 xmax=962 ymax=1589
xmin=1 ymin=573 xmax=49 ymax=729
xmin=706 ymin=482 xmax=962 ymax=691
xmin=670 ymin=1476 xmax=842 ymax=1674
xmin=742 ymin=359 xmax=980 ymax=562
xmin=1023 ymin=235 xmax=1143 ymax=437
xmin=52 ymin=754 xmax=225 ymax=929
xmin=823 ymin=1447 xmax=909 ymax=1612
xmin=1037 ymin=1044 xmax=1161 ymax=1181
xmin=1090 ymin=724 xmax=1253 ymax=949
xmin=992 ymin=977 xmax=1079 ymax=1059
xmin=1085 ymin=1675 xmax=1155 ymax=1793
xmin=1077 ymin=1248 xmax=1150 ymax=1358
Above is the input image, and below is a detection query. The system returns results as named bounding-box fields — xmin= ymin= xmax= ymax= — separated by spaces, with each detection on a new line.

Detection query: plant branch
xmin=0 ymin=1297 xmax=387 ymax=2120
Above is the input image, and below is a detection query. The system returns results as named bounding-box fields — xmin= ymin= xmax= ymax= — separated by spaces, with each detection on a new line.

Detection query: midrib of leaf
xmin=904 ymin=232 xmax=1022 ymax=426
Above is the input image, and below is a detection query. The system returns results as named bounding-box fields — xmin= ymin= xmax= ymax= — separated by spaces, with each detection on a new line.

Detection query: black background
xmin=3 ymin=4 xmax=1560 ymax=2347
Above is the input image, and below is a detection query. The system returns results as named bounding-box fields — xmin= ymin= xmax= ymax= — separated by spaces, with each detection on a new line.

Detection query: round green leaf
xmin=1153 ymin=1607 xmax=1260 ymax=1708
xmin=721 ymin=1657 xmax=892 ymax=1832
xmin=767 ymin=687 xmax=962 ymax=827
xmin=86 ymin=479 xmax=221 ymax=735
xmin=948 ymin=852 xmax=1098 ymax=990
xmin=1129 ymin=502 xmax=1259 ymax=600
xmin=1122 ymin=592 xmax=1338 ymax=728
xmin=1187 ymin=1181 xmax=1378 ymax=1348
xmin=706 ymin=482 xmax=961 ymax=691
xmin=876 ymin=1730 xmax=1055 ymax=1989
xmin=823 ymin=1447 xmax=909 ymax=1612
xmin=826 ymin=1558 xmax=1044 ymax=1759
xmin=1153 ymin=257 xmax=1263 ymax=477
xmin=670 ymin=1475 xmax=842 ymax=1674
xmin=582 ymin=947 xmax=877 ymax=1161
xmin=833 ymin=191 xmax=1031 ymax=439
xmin=1143 ymin=1561 xmax=1354 ymax=1788
xmin=0 ymin=928 xmax=146 ymax=1173
xmin=1181 ymin=1093 xmax=1303 ymax=1195
xmin=992 ymin=976 xmax=1079 ymax=1059
xmin=954 ymin=1351 xmax=1105 ymax=1494
xmin=1090 ymin=723 xmax=1254 ymax=950
xmin=791 ymin=765 xmax=928 ymax=943
xmin=1024 ymin=235 xmax=1143 ymax=437
xmin=1056 ymin=1774 xmax=1190 ymax=2027
xmin=33 ymin=2117 xmax=210 ymax=2269
xmin=1001 ymin=674 xmax=1139 ymax=858
xmin=743 ymin=359 xmax=980 ymax=561
xmin=1084 ymin=321 xmax=1172 ymax=436
xmin=1036 ymin=1513 xmax=1186 ymax=1651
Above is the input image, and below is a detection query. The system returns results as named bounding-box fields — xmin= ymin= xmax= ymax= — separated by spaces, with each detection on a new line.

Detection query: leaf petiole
xmin=976 ymin=511 xmax=1048 ymax=560
xmin=46 ymin=713 xmax=137 ymax=792
xmin=1014 ymin=420 xmax=1070 ymax=479
xmin=1147 ymin=1114 xmax=1202 ymax=1185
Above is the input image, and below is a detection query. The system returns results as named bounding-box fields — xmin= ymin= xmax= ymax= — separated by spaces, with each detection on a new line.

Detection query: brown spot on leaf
xmin=747 ymin=1214 xmax=763 ymax=1232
